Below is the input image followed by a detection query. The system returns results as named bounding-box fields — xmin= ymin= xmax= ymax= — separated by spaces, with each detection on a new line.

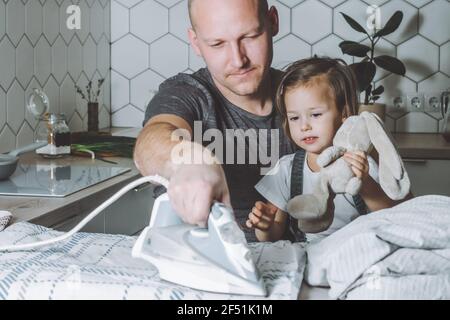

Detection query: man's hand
xmin=245 ymin=201 xmax=278 ymax=231
xmin=168 ymin=163 xmax=231 ymax=227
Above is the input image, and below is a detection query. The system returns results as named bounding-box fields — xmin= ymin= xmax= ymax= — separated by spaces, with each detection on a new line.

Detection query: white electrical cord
xmin=0 ymin=175 xmax=169 ymax=252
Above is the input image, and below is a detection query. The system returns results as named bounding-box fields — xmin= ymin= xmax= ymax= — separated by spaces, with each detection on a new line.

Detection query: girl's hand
xmin=245 ymin=201 xmax=278 ymax=231
xmin=344 ymin=151 xmax=370 ymax=181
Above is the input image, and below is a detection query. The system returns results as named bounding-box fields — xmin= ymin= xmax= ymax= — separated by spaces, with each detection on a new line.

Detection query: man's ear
xmin=188 ymin=28 xmax=202 ymax=57
xmin=268 ymin=6 xmax=279 ymax=37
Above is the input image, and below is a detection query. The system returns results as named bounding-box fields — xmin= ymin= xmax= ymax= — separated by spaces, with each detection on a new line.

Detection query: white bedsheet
xmin=0 ymin=222 xmax=305 ymax=300
xmin=305 ymin=195 xmax=450 ymax=299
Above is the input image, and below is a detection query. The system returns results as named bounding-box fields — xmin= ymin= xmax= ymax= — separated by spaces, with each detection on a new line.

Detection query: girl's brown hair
xmin=276 ymin=57 xmax=359 ymax=140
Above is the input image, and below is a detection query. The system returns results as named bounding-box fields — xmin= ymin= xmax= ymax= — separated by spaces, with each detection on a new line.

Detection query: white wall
xmin=0 ymin=0 xmax=111 ymax=153
xmin=110 ymin=0 xmax=450 ymax=132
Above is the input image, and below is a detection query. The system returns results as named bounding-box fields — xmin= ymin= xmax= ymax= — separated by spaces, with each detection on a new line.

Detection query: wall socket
xmin=424 ymin=92 xmax=442 ymax=114
xmin=406 ymin=93 xmax=424 ymax=112
xmin=390 ymin=95 xmax=408 ymax=112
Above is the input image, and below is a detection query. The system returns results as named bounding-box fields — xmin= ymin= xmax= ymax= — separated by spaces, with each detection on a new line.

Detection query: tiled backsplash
xmin=111 ymin=0 xmax=449 ymax=133
xmin=0 ymin=0 xmax=111 ymax=153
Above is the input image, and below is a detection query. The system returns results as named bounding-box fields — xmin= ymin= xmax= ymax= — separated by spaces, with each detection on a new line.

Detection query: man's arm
xmin=134 ymin=114 xmax=231 ymax=226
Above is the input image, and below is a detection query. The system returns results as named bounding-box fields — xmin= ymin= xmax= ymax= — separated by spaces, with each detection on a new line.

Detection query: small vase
xmin=358 ymin=103 xmax=386 ymax=122
xmin=87 ymin=102 xmax=99 ymax=132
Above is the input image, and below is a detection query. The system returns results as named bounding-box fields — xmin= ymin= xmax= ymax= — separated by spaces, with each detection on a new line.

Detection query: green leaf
xmin=374 ymin=11 xmax=403 ymax=38
xmin=339 ymin=41 xmax=371 ymax=57
xmin=371 ymin=96 xmax=380 ymax=102
xmin=340 ymin=12 xmax=368 ymax=35
xmin=374 ymin=55 xmax=406 ymax=75
xmin=350 ymin=62 xmax=376 ymax=92
xmin=372 ymin=85 xmax=385 ymax=96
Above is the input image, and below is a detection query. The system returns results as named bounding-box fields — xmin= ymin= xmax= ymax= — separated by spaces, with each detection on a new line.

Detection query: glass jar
xmin=35 ymin=113 xmax=71 ymax=158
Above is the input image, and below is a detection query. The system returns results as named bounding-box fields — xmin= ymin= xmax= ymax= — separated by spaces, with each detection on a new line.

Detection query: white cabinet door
xmin=403 ymin=159 xmax=450 ymax=197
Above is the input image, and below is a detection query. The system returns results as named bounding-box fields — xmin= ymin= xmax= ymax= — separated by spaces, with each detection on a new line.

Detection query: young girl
xmin=246 ymin=57 xmax=409 ymax=243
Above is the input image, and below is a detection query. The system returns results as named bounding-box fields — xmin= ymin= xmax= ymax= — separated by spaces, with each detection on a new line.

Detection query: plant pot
xmin=87 ymin=102 xmax=99 ymax=132
xmin=358 ymin=103 xmax=386 ymax=122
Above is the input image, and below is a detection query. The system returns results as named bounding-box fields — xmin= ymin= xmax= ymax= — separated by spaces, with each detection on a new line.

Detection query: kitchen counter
xmin=393 ymin=133 xmax=450 ymax=160
xmin=0 ymin=152 xmax=141 ymax=227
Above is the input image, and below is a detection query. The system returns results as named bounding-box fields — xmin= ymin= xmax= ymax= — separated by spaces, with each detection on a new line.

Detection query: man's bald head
xmin=188 ymin=0 xmax=269 ymax=29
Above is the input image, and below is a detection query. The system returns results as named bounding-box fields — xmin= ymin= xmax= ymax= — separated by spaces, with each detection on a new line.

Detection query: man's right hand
xmin=167 ymin=162 xmax=231 ymax=227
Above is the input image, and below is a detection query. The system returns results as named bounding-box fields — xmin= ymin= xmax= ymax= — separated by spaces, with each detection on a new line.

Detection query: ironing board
xmin=0 ymin=222 xmax=306 ymax=300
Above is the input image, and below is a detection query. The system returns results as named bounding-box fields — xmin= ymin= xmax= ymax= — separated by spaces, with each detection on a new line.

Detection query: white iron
xmin=132 ymin=193 xmax=267 ymax=296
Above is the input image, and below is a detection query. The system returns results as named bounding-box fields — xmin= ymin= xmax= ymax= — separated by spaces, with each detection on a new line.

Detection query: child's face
xmin=285 ymin=81 xmax=344 ymax=154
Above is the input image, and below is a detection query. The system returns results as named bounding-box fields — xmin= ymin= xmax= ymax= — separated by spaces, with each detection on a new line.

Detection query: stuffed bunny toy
xmin=287 ymin=111 xmax=410 ymax=233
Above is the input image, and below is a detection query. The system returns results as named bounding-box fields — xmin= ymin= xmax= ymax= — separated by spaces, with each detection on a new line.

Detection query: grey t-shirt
xmin=144 ymin=68 xmax=296 ymax=241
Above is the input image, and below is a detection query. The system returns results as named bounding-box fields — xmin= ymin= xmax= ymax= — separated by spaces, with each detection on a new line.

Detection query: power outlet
xmin=390 ymin=95 xmax=407 ymax=112
xmin=424 ymin=92 xmax=441 ymax=114
xmin=406 ymin=93 xmax=424 ymax=112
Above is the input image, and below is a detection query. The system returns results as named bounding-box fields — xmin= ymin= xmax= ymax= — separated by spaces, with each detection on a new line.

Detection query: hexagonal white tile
xmin=379 ymin=0 xmax=418 ymax=45
xmin=60 ymin=75 xmax=77 ymax=121
xmin=83 ymin=36 xmax=98 ymax=80
xmin=292 ymin=0 xmax=332 ymax=44
xmin=0 ymin=89 xmax=6 ymax=129
xmin=277 ymin=0 xmax=305 ymax=8
xmin=90 ymin=0 xmax=105 ymax=42
xmin=397 ymin=35 xmax=439 ymax=82
xmin=150 ymin=34 xmax=188 ymax=78
xmin=74 ymin=0 xmax=91 ymax=44
xmin=334 ymin=0 xmax=370 ymax=43
xmin=0 ymin=126 xmax=16 ymax=153
xmin=130 ymin=69 xmax=165 ymax=111
xmin=111 ymin=71 xmax=130 ymax=112
xmin=52 ymin=36 xmax=68 ymax=85
xmin=419 ymin=0 xmax=450 ymax=45
xmin=43 ymin=0 xmax=60 ymax=45
xmin=25 ymin=0 xmax=43 ymax=47
xmin=418 ymin=72 xmax=450 ymax=93
xmin=0 ymin=37 xmax=16 ymax=91
xmin=130 ymin=1 xmax=169 ymax=44
xmin=405 ymin=0 xmax=433 ymax=8
xmin=111 ymin=1 xmax=129 ymax=42
xmin=60 ymin=0 xmax=77 ymax=44
xmin=396 ymin=112 xmax=438 ymax=133
xmin=169 ymin=0 xmax=190 ymax=42
xmin=16 ymin=37 xmax=34 ymax=89
xmin=43 ymin=76 xmax=61 ymax=115
xmin=112 ymin=105 xmax=144 ymax=127
xmin=68 ymin=111 xmax=84 ymax=133
xmin=312 ymin=34 xmax=353 ymax=65
xmin=112 ymin=35 xmax=149 ymax=79
xmin=6 ymin=0 xmax=25 ymax=47
xmin=0 ymin=2 xmax=5 ymax=40
xmin=68 ymin=36 xmax=83 ymax=81
xmin=17 ymin=121 xmax=34 ymax=148
xmin=441 ymin=42 xmax=450 ymax=77
xmin=320 ymin=0 xmax=347 ymax=8
xmin=6 ymin=81 xmax=26 ymax=135
xmin=115 ymin=0 xmax=143 ymax=8
xmin=34 ymin=36 xmax=52 ymax=87
xmin=97 ymin=35 xmax=110 ymax=78
xmin=273 ymin=35 xmax=310 ymax=69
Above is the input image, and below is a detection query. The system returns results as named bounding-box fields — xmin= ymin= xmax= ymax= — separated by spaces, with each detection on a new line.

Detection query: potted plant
xmin=339 ymin=10 xmax=406 ymax=121
xmin=75 ymin=78 xmax=105 ymax=132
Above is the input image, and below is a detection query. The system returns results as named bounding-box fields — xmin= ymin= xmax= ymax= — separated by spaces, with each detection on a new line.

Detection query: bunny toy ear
xmin=361 ymin=111 xmax=410 ymax=200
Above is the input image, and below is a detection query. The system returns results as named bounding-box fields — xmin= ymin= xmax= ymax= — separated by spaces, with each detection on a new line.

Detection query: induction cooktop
xmin=0 ymin=163 xmax=131 ymax=197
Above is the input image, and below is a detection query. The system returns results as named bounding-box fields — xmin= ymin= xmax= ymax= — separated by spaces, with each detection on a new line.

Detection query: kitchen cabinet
xmin=403 ymin=159 xmax=450 ymax=197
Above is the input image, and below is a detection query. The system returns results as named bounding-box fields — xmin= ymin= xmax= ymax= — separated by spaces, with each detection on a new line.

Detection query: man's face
xmin=188 ymin=0 xmax=278 ymax=98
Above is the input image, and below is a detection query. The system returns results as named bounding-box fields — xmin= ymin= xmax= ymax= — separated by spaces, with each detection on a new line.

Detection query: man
xmin=134 ymin=0 xmax=296 ymax=241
